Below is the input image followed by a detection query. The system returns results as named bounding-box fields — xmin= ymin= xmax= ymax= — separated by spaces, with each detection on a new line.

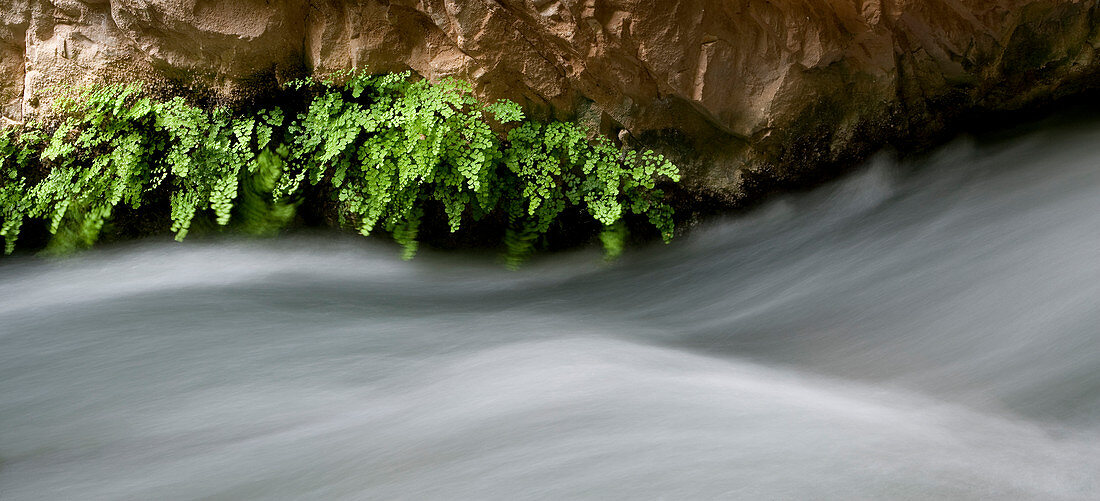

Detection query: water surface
xmin=1 ymin=117 xmax=1099 ymax=499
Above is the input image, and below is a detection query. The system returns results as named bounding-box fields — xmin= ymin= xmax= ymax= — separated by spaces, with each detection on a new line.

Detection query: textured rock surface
xmin=2 ymin=0 xmax=1099 ymax=206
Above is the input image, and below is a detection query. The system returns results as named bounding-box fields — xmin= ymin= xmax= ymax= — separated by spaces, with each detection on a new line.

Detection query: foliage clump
xmin=0 ymin=71 xmax=680 ymax=264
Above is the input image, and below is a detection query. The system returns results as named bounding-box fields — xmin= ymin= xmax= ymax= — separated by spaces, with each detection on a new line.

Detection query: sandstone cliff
xmin=2 ymin=0 xmax=1099 ymax=208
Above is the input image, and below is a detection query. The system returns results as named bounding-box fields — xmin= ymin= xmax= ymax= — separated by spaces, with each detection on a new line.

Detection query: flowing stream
xmin=1 ymin=115 xmax=1099 ymax=499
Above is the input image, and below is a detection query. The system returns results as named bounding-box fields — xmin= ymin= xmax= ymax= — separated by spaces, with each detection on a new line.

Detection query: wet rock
xmin=2 ymin=0 xmax=1098 ymax=206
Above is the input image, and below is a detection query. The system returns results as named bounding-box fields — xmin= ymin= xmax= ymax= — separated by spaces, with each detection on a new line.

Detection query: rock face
xmin=3 ymin=0 xmax=1099 ymax=206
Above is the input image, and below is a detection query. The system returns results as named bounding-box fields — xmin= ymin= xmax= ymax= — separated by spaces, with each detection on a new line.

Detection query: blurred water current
xmin=1 ymin=115 xmax=1099 ymax=499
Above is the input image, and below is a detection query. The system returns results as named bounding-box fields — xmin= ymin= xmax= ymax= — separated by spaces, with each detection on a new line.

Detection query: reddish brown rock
xmin=2 ymin=0 xmax=1098 ymax=206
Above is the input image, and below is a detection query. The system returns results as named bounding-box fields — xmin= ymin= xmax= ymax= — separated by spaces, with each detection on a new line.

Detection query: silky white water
xmin=1 ymin=116 xmax=1098 ymax=499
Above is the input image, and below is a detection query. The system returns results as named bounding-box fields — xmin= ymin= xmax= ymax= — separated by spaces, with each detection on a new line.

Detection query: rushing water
xmin=2 ymin=115 xmax=1099 ymax=500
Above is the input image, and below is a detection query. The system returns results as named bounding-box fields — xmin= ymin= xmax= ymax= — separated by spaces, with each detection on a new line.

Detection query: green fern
xmin=238 ymin=144 xmax=298 ymax=237
xmin=0 ymin=71 xmax=681 ymax=264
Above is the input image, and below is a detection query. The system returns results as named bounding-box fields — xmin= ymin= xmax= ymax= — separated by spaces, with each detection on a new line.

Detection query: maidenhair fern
xmin=0 ymin=71 xmax=681 ymax=265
